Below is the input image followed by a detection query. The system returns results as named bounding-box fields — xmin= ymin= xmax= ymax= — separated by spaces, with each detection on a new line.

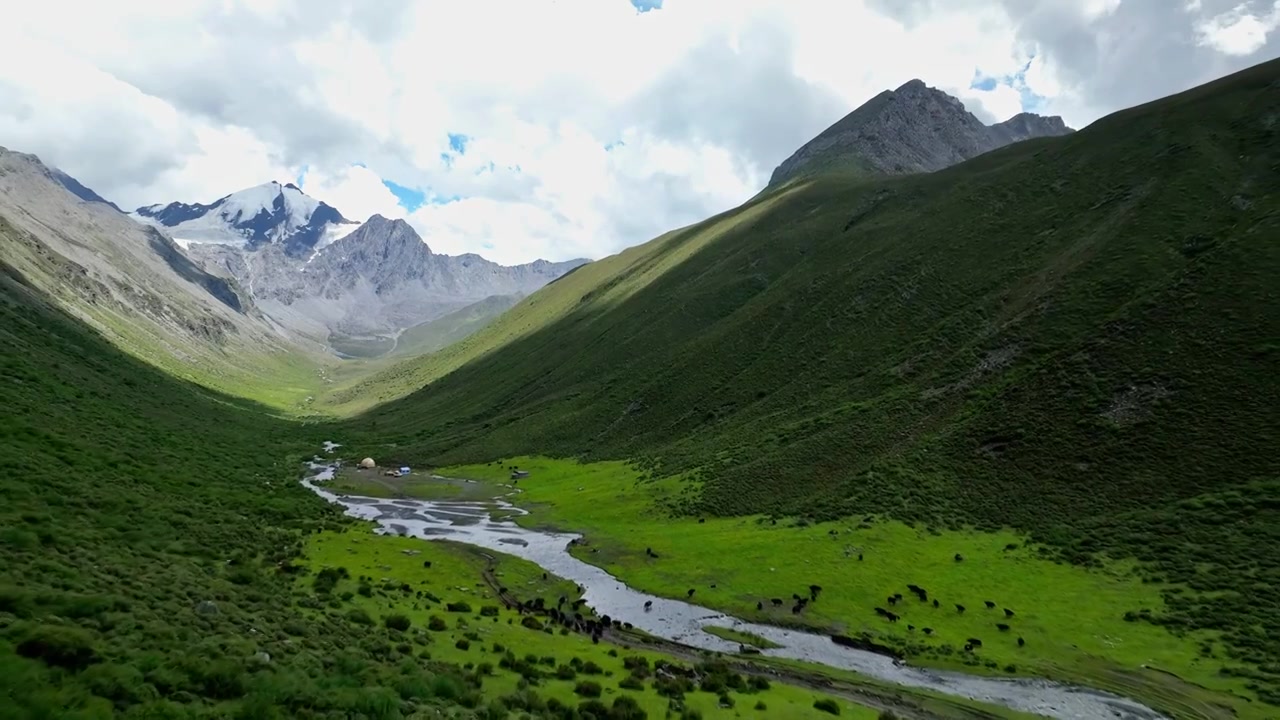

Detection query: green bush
xmin=346 ymin=608 xmax=374 ymax=625
xmin=814 ymin=697 xmax=841 ymax=715
xmin=574 ymin=680 xmax=603 ymax=698
xmin=13 ymin=624 xmax=99 ymax=670
xmin=384 ymin=614 xmax=411 ymax=632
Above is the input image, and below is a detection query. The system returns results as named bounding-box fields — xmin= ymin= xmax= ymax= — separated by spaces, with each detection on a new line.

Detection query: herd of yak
xmin=475 ymin=550 xmax=1026 ymax=657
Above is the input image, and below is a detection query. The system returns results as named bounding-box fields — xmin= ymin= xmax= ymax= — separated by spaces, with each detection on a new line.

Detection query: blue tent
xmin=399 ymin=466 xmax=411 ymax=475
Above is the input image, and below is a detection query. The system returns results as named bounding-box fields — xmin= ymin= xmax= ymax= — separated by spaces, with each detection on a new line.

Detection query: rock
xmin=252 ymin=651 xmax=271 ymax=664
xmin=769 ymin=79 xmax=1073 ymax=187
xmin=194 ymin=601 xmax=219 ymax=616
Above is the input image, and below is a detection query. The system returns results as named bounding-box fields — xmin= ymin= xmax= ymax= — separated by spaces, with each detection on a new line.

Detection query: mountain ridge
xmin=134 ymin=180 xmax=359 ymax=257
xmin=768 ymin=78 xmax=1073 ymax=186
xmin=135 ymin=185 xmax=589 ymax=353
xmin=184 ymin=210 xmax=588 ymax=346
xmin=0 ymin=146 xmax=328 ymax=403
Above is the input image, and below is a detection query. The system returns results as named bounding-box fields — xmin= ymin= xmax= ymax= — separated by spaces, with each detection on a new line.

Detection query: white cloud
xmin=298 ymin=165 xmax=406 ymax=222
xmin=1083 ymin=0 xmax=1124 ymax=21
xmin=3 ymin=0 xmax=1270 ymax=264
xmin=1195 ymin=1 xmax=1280 ymax=55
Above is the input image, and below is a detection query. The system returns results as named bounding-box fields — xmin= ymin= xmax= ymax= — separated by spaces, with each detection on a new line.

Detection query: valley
xmin=1 ymin=47 xmax=1277 ymax=720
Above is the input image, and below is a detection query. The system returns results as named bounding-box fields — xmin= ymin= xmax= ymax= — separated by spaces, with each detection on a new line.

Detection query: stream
xmin=303 ymin=449 xmax=1166 ymax=720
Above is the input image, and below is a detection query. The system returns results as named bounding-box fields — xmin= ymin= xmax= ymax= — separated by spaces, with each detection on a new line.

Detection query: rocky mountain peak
xmin=133 ymin=181 xmax=358 ymax=257
xmin=768 ymin=80 xmax=1074 ymax=187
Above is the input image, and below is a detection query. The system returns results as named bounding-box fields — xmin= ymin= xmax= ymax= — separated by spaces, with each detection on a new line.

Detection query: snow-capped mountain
xmin=133 ymin=181 xmax=360 ymax=257
xmin=183 ymin=214 xmax=588 ymax=346
xmin=135 ymin=181 xmax=590 ymax=354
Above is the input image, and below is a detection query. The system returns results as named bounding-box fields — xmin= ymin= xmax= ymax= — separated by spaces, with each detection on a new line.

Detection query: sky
xmin=1 ymin=0 xmax=1277 ymax=265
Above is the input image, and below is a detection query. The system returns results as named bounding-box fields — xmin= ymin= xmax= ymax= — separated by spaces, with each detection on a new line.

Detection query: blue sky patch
xmin=447 ymin=133 xmax=470 ymax=155
xmin=382 ymin=180 xmax=426 ymax=212
xmin=604 ymin=140 xmax=626 ymax=152
xmin=969 ymin=58 xmax=1046 ymax=116
xmin=630 ymin=0 xmax=662 ymax=11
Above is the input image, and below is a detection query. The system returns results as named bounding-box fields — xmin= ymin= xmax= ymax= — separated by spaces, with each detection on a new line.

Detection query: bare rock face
xmin=0 ymin=147 xmax=313 ymax=361
xmin=136 ymin=182 xmax=589 ymax=349
xmin=769 ymin=79 xmax=1073 ymax=186
xmin=182 ymin=213 xmax=587 ymax=344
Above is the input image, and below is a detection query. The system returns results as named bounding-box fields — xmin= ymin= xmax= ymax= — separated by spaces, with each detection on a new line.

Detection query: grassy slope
xmin=0 ymin=215 xmax=331 ymax=411
xmin=328 ymin=58 xmax=1280 ymax=710
xmin=0 ymin=272 xmax=493 ymax=718
xmin=301 ymin=529 xmax=891 ymax=720
xmin=389 ymin=294 xmax=523 ymax=359
xmin=0 ymin=270 xmax=1008 ymax=719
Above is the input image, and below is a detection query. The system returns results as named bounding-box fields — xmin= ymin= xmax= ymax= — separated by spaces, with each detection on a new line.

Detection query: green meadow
xmin=400 ymin=457 xmax=1258 ymax=720
xmin=301 ymin=527 xmax=907 ymax=719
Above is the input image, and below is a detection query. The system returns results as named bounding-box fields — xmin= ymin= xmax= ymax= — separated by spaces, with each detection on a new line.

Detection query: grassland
xmin=384 ymin=457 xmax=1251 ymax=719
xmin=328 ymin=59 xmax=1280 ymax=711
xmin=0 ymin=267 xmax=1024 ymax=719
xmin=299 ymin=528 xmax=892 ymax=719
xmin=0 ymin=272 xmax=502 ymax=718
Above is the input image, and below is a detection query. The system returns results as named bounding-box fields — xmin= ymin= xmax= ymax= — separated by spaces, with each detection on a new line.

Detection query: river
xmin=302 ymin=450 xmax=1166 ymax=720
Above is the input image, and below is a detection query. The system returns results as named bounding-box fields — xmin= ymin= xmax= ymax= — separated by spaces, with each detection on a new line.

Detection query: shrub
xmin=446 ymin=601 xmax=472 ymax=613
xmin=14 ymin=624 xmax=99 ymax=670
xmin=555 ymin=665 xmax=577 ymax=680
xmin=312 ymin=566 xmax=348 ymax=594
xmin=610 ymin=695 xmax=647 ymax=719
xmin=581 ymin=660 xmax=603 ymax=675
xmin=428 ymin=616 xmax=448 ymax=631
xmin=384 ymin=614 xmax=412 ymax=632
xmin=455 ymin=639 xmax=471 ymax=651
xmin=578 ymin=699 xmax=610 ymax=717
xmin=814 ymin=697 xmax=841 ymax=715
xmin=574 ymin=680 xmax=602 ymax=698
xmin=619 ymin=674 xmax=645 ymax=690
xmin=346 ymin=608 xmax=374 ymax=625
xmin=479 ymin=605 xmax=500 ymax=617
xmin=520 ymin=616 xmax=543 ymax=631
xmin=622 ymin=656 xmax=650 ymax=674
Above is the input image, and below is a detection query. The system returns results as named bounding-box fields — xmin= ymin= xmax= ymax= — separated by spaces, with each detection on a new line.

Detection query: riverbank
xmin=299 ymin=520 xmax=1042 ymax=719
xmin=303 ymin=455 xmax=1182 ymax=720
xmin=328 ymin=454 xmax=1256 ymax=719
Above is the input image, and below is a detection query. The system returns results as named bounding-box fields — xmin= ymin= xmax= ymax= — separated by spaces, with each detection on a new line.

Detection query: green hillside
xmin=3 ymin=262 xmax=1017 ymax=720
xmin=390 ymin=294 xmax=524 ymax=359
xmin=328 ymin=59 xmax=1280 ymax=707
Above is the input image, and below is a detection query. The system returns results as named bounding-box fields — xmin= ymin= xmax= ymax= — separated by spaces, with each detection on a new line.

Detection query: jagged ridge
xmin=769 ymin=78 xmax=1073 ymax=186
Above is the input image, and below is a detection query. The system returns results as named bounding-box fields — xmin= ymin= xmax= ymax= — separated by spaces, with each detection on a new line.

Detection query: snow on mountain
xmin=134 ymin=181 xmax=359 ymax=257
